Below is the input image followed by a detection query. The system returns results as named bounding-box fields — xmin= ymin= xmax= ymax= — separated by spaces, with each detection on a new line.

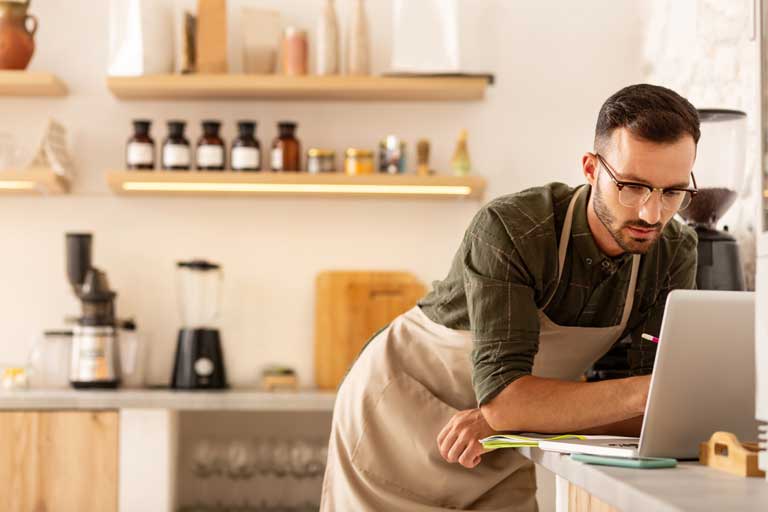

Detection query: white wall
xmin=0 ymin=0 xmax=647 ymax=387
xmin=643 ymin=0 xmax=760 ymax=288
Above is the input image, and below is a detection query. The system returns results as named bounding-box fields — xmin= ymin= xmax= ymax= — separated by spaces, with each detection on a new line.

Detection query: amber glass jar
xmin=196 ymin=120 xmax=225 ymax=171
xmin=126 ymin=120 xmax=155 ymax=170
xmin=231 ymin=121 xmax=261 ymax=171
xmin=271 ymin=122 xmax=301 ymax=172
xmin=162 ymin=120 xmax=191 ymax=170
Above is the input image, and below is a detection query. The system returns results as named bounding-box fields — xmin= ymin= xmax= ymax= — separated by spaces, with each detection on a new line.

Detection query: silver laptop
xmin=539 ymin=290 xmax=758 ymax=460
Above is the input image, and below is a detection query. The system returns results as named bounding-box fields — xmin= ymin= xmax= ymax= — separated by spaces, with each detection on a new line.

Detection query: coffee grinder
xmin=678 ymin=109 xmax=748 ymax=291
xmin=66 ymin=233 xmax=121 ymax=388
xmin=170 ymin=260 xmax=228 ymax=389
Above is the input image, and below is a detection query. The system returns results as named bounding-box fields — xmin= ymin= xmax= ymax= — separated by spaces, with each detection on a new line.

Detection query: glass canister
xmin=27 ymin=330 xmax=72 ymax=389
xmin=378 ymin=135 xmax=406 ymax=174
xmin=344 ymin=148 xmax=374 ymax=175
xmin=306 ymin=148 xmax=336 ymax=173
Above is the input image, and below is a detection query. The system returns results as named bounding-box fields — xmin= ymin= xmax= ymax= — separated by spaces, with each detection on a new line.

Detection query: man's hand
xmin=437 ymin=408 xmax=495 ymax=468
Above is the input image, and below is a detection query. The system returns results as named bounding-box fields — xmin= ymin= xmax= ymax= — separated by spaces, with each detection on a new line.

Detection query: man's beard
xmin=592 ymin=182 xmax=663 ymax=255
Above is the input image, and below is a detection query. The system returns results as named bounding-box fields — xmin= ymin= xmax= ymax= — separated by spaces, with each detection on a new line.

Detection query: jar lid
xmin=345 ymin=148 xmax=373 ymax=157
xmin=308 ymin=148 xmax=336 ymax=157
xmin=284 ymin=26 xmax=307 ymax=37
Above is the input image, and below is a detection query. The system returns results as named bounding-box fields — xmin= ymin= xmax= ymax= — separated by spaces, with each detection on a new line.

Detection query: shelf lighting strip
xmin=0 ymin=180 xmax=36 ymax=191
xmin=120 ymin=181 xmax=474 ymax=196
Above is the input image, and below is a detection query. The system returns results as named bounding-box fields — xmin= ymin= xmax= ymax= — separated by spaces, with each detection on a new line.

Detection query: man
xmin=321 ymin=84 xmax=699 ymax=511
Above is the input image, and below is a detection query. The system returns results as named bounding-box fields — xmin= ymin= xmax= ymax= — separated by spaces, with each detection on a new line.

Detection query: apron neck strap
xmin=540 ymin=185 xmax=641 ymax=317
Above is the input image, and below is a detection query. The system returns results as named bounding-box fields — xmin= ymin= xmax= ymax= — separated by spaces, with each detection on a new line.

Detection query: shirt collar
xmin=569 ymin=184 xmax=632 ymax=273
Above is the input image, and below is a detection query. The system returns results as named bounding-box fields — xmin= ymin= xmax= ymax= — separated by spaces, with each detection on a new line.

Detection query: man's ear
xmin=582 ymin=153 xmax=598 ymax=186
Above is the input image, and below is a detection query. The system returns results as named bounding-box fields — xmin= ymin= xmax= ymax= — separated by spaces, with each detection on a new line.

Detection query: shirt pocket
xmin=350 ymin=372 xmax=529 ymax=509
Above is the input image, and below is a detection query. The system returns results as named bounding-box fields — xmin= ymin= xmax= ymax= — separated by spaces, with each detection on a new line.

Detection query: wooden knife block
xmin=314 ymin=271 xmax=426 ymax=390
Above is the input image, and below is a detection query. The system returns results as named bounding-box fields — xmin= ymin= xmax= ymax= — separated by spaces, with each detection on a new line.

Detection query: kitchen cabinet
xmin=0 ymin=390 xmax=334 ymax=512
xmin=0 ymin=411 xmax=118 ymax=512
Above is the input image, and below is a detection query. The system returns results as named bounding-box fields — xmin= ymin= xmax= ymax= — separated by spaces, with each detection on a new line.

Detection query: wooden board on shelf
xmin=106 ymin=74 xmax=488 ymax=101
xmin=0 ymin=168 xmax=70 ymax=195
xmin=105 ymin=170 xmax=486 ymax=199
xmin=0 ymin=71 xmax=67 ymax=97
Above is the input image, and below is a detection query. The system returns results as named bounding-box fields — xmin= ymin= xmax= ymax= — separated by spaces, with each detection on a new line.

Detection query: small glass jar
xmin=306 ymin=148 xmax=336 ymax=173
xmin=378 ymin=135 xmax=406 ymax=174
xmin=197 ymin=120 xmax=226 ymax=171
xmin=126 ymin=119 xmax=155 ymax=170
xmin=344 ymin=148 xmax=374 ymax=175
xmin=271 ymin=121 xmax=301 ymax=172
xmin=162 ymin=120 xmax=191 ymax=171
xmin=282 ymin=27 xmax=308 ymax=76
xmin=231 ymin=121 xmax=261 ymax=171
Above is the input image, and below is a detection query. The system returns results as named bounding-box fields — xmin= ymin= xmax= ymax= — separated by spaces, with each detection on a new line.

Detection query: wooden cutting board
xmin=315 ymin=271 xmax=426 ymax=390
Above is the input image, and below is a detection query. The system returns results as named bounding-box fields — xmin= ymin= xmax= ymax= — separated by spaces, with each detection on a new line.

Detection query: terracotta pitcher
xmin=0 ymin=0 xmax=36 ymax=70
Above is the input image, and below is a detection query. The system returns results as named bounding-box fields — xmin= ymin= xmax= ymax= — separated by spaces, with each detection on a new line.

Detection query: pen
xmin=641 ymin=333 xmax=659 ymax=344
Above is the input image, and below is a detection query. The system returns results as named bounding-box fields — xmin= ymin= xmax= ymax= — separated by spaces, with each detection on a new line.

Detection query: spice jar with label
xmin=196 ymin=120 xmax=226 ymax=171
xmin=271 ymin=121 xmax=301 ymax=172
xmin=306 ymin=148 xmax=336 ymax=173
xmin=162 ymin=120 xmax=191 ymax=170
xmin=231 ymin=121 xmax=261 ymax=171
xmin=344 ymin=148 xmax=374 ymax=175
xmin=126 ymin=119 xmax=155 ymax=170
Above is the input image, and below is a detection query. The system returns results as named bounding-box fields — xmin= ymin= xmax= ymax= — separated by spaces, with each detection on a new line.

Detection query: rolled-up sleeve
xmin=463 ymin=208 xmax=541 ymax=406
xmin=627 ymin=230 xmax=698 ymax=375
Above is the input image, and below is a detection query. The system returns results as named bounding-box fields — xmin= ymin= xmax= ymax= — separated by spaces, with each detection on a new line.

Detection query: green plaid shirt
xmin=418 ymin=183 xmax=698 ymax=406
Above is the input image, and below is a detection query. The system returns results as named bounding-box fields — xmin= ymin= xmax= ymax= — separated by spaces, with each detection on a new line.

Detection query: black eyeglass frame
xmin=593 ymin=152 xmax=698 ymax=210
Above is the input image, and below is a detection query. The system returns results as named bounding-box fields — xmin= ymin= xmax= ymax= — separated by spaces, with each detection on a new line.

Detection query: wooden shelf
xmin=106 ymin=170 xmax=486 ymax=199
xmin=0 ymin=71 xmax=67 ymax=97
xmin=106 ymin=74 xmax=489 ymax=101
xmin=0 ymin=169 xmax=69 ymax=195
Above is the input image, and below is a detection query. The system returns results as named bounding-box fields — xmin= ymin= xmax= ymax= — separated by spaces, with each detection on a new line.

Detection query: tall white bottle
xmin=316 ymin=0 xmax=340 ymax=75
xmin=347 ymin=0 xmax=370 ymax=75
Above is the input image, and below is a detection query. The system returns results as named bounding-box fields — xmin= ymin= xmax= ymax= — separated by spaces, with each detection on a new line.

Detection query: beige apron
xmin=320 ymin=186 xmax=640 ymax=511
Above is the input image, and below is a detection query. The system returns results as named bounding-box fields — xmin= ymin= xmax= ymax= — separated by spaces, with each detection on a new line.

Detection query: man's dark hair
xmin=594 ymin=84 xmax=700 ymax=153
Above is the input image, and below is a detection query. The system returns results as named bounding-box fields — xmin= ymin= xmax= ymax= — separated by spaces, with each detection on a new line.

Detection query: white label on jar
xmin=163 ymin=144 xmax=190 ymax=167
xmin=232 ymin=147 xmax=260 ymax=169
xmin=271 ymin=147 xmax=283 ymax=170
xmin=197 ymin=145 xmax=224 ymax=167
xmin=127 ymin=142 xmax=154 ymax=166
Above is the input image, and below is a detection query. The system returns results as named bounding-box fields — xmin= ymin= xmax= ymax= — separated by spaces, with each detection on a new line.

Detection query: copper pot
xmin=0 ymin=0 xmax=37 ymax=70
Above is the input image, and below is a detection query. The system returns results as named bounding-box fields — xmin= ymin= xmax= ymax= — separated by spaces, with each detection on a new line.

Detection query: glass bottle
xmin=231 ymin=121 xmax=261 ymax=171
xmin=162 ymin=120 xmax=191 ymax=171
xmin=196 ymin=120 xmax=226 ymax=171
xmin=126 ymin=119 xmax=155 ymax=170
xmin=271 ymin=122 xmax=301 ymax=172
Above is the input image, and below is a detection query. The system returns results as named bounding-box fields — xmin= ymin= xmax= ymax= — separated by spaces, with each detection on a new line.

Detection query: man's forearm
xmin=480 ymin=375 xmax=649 ymax=433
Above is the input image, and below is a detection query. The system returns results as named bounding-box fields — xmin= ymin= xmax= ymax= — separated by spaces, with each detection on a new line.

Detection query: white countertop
xmin=519 ymin=447 xmax=768 ymax=512
xmin=0 ymin=389 xmax=336 ymax=411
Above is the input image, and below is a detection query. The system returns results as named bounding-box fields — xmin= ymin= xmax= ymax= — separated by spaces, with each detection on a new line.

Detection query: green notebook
xmin=480 ymin=433 xmax=587 ymax=449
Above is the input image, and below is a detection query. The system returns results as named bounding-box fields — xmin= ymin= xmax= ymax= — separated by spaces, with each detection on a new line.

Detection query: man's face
xmin=588 ymin=128 xmax=696 ymax=254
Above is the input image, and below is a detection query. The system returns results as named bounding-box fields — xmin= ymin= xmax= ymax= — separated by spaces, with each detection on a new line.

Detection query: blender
xmin=170 ymin=259 xmax=228 ymax=389
xmin=678 ymin=109 xmax=748 ymax=291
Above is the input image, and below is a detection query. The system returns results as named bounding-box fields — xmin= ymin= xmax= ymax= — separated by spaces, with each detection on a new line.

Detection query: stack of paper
xmin=481 ymin=433 xmax=587 ymax=450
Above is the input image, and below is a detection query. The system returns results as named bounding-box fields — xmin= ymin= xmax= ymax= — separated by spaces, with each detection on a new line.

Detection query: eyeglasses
xmin=594 ymin=153 xmax=698 ymax=212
